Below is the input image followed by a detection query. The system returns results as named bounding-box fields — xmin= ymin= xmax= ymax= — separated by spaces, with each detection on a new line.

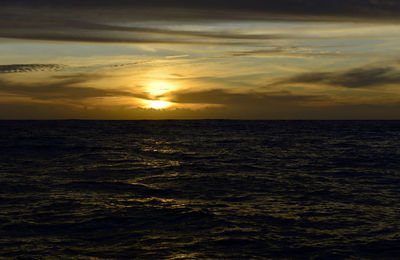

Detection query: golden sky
xmin=1 ymin=1 xmax=400 ymax=119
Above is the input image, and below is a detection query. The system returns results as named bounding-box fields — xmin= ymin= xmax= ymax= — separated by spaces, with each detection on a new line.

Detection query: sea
xmin=1 ymin=120 xmax=399 ymax=259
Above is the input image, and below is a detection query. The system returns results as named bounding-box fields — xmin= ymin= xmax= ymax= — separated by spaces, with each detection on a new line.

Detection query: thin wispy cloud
xmin=0 ymin=64 xmax=65 ymax=73
xmin=273 ymin=66 xmax=400 ymax=89
xmin=0 ymin=31 xmax=260 ymax=45
xmin=225 ymin=47 xmax=341 ymax=58
xmin=169 ymin=89 xmax=327 ymax=106
xmin=1 ymin=1 xmax=400 ymax=44
xmin=0 ymin=75 xmax=148 ymax=101
xmin=3 ymin=1 xmax=400 ymax=22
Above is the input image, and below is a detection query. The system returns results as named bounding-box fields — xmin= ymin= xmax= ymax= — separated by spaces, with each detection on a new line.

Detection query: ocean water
xmin=1 ymin=120 xmax=400 ymax=259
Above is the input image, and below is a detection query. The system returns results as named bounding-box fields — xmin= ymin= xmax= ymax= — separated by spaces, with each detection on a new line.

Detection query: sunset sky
xmin=1 ymin=0 xmax=400 ymax=119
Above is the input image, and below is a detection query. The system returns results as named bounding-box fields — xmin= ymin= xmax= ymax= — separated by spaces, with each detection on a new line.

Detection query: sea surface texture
xmin=1 ymin=120 xmax=400 ymax=259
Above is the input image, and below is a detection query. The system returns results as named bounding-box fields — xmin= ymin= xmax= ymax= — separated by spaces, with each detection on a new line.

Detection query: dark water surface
xmin=1 ymin=120 xmax=400 ymax=259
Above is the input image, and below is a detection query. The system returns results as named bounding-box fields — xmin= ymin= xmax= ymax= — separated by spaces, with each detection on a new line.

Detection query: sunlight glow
xmin=145 ymin=100 xmax=172 ymax=109
xmin=146 ymin=80 xmax=174 ymax=96
xmin=141 ymin=79 xmax=177 ymax=109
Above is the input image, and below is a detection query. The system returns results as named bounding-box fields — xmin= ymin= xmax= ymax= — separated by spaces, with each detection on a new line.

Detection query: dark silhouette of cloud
xmin=274 ymin=66 xmax=400 ymax=88
xmin=3 ymin=1 xmax=400 ymax=22
xmin=0 ymin=75 xmax=148 ymax=101
xmin=169 ymin=88 xmax=326 ymax=106
xmin=225 ymin=47 xmax=340 ymax=58
xmin=1 ymin=96 xmax=399 ymax=120
xmin=0 ymin=7 xmax=282 ymax=44
xmin=0 ymin=64 xmax=65 ymax=73
xmin=1 ymin=73 xmax=399 ymax=119
xmin=1 ymin=1 xmax=400 ymax=43
xmin=0 ymin=16 xmax=282 ymax=44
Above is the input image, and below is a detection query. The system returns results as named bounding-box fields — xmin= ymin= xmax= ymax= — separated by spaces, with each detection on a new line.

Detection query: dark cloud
xmin=274 ymin=66 xmax=400 ymax=88
xmin=226 ymin=47 xmax=340 ymax=58
xmin=2 ymin=96 xmax=399 ymax=120
xmin=0 ymin=28 xmax=268 ymax=45
xmin=169 ymin=88 xmax=326 ymax=106
xmin=1 ymin=1 xmax=399 ymax=43
xmin=0 ymin=5 xmax=282 ymax=44
xmin=0 ymin=18 xmax=282 ymax=40
xmin=0 ymin=75 xmax=148 ymax=101
xmin=1 ymin=73 xmax=399 ymax=119
xmin=2 ymin=1 xmax=400 ymax=22
xmin=0 ymin=64 xmax=65 ymax=73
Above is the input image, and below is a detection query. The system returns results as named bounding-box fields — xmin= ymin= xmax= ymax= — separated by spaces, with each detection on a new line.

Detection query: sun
xmin=141 ymin=80 xmax=177 ymax=109
xmin=145 ymin=100 xmax=172 ymax=109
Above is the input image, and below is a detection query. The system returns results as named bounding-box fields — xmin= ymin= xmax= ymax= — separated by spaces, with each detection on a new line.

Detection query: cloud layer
xmin=1 ymin=1 xmax=400 ymax=44
xmin=0 ymin=64 xmax=64 ymax=73
xmin=3 ymin=1 xmax=400 ymax=22
xmin=0 ymin=75 xmax=147 ymax=101
xmin=1 ymin=72 xmax=399 ymax=119
xmin=169 ymin=89 xmax=325 ymax=106
xmin=273 ymin=66 xmax=400 ymax=88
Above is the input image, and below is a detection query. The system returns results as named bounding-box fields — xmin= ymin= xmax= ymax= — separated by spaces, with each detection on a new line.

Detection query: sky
xmin=1 ymin=0 xmax=400 ymax=119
